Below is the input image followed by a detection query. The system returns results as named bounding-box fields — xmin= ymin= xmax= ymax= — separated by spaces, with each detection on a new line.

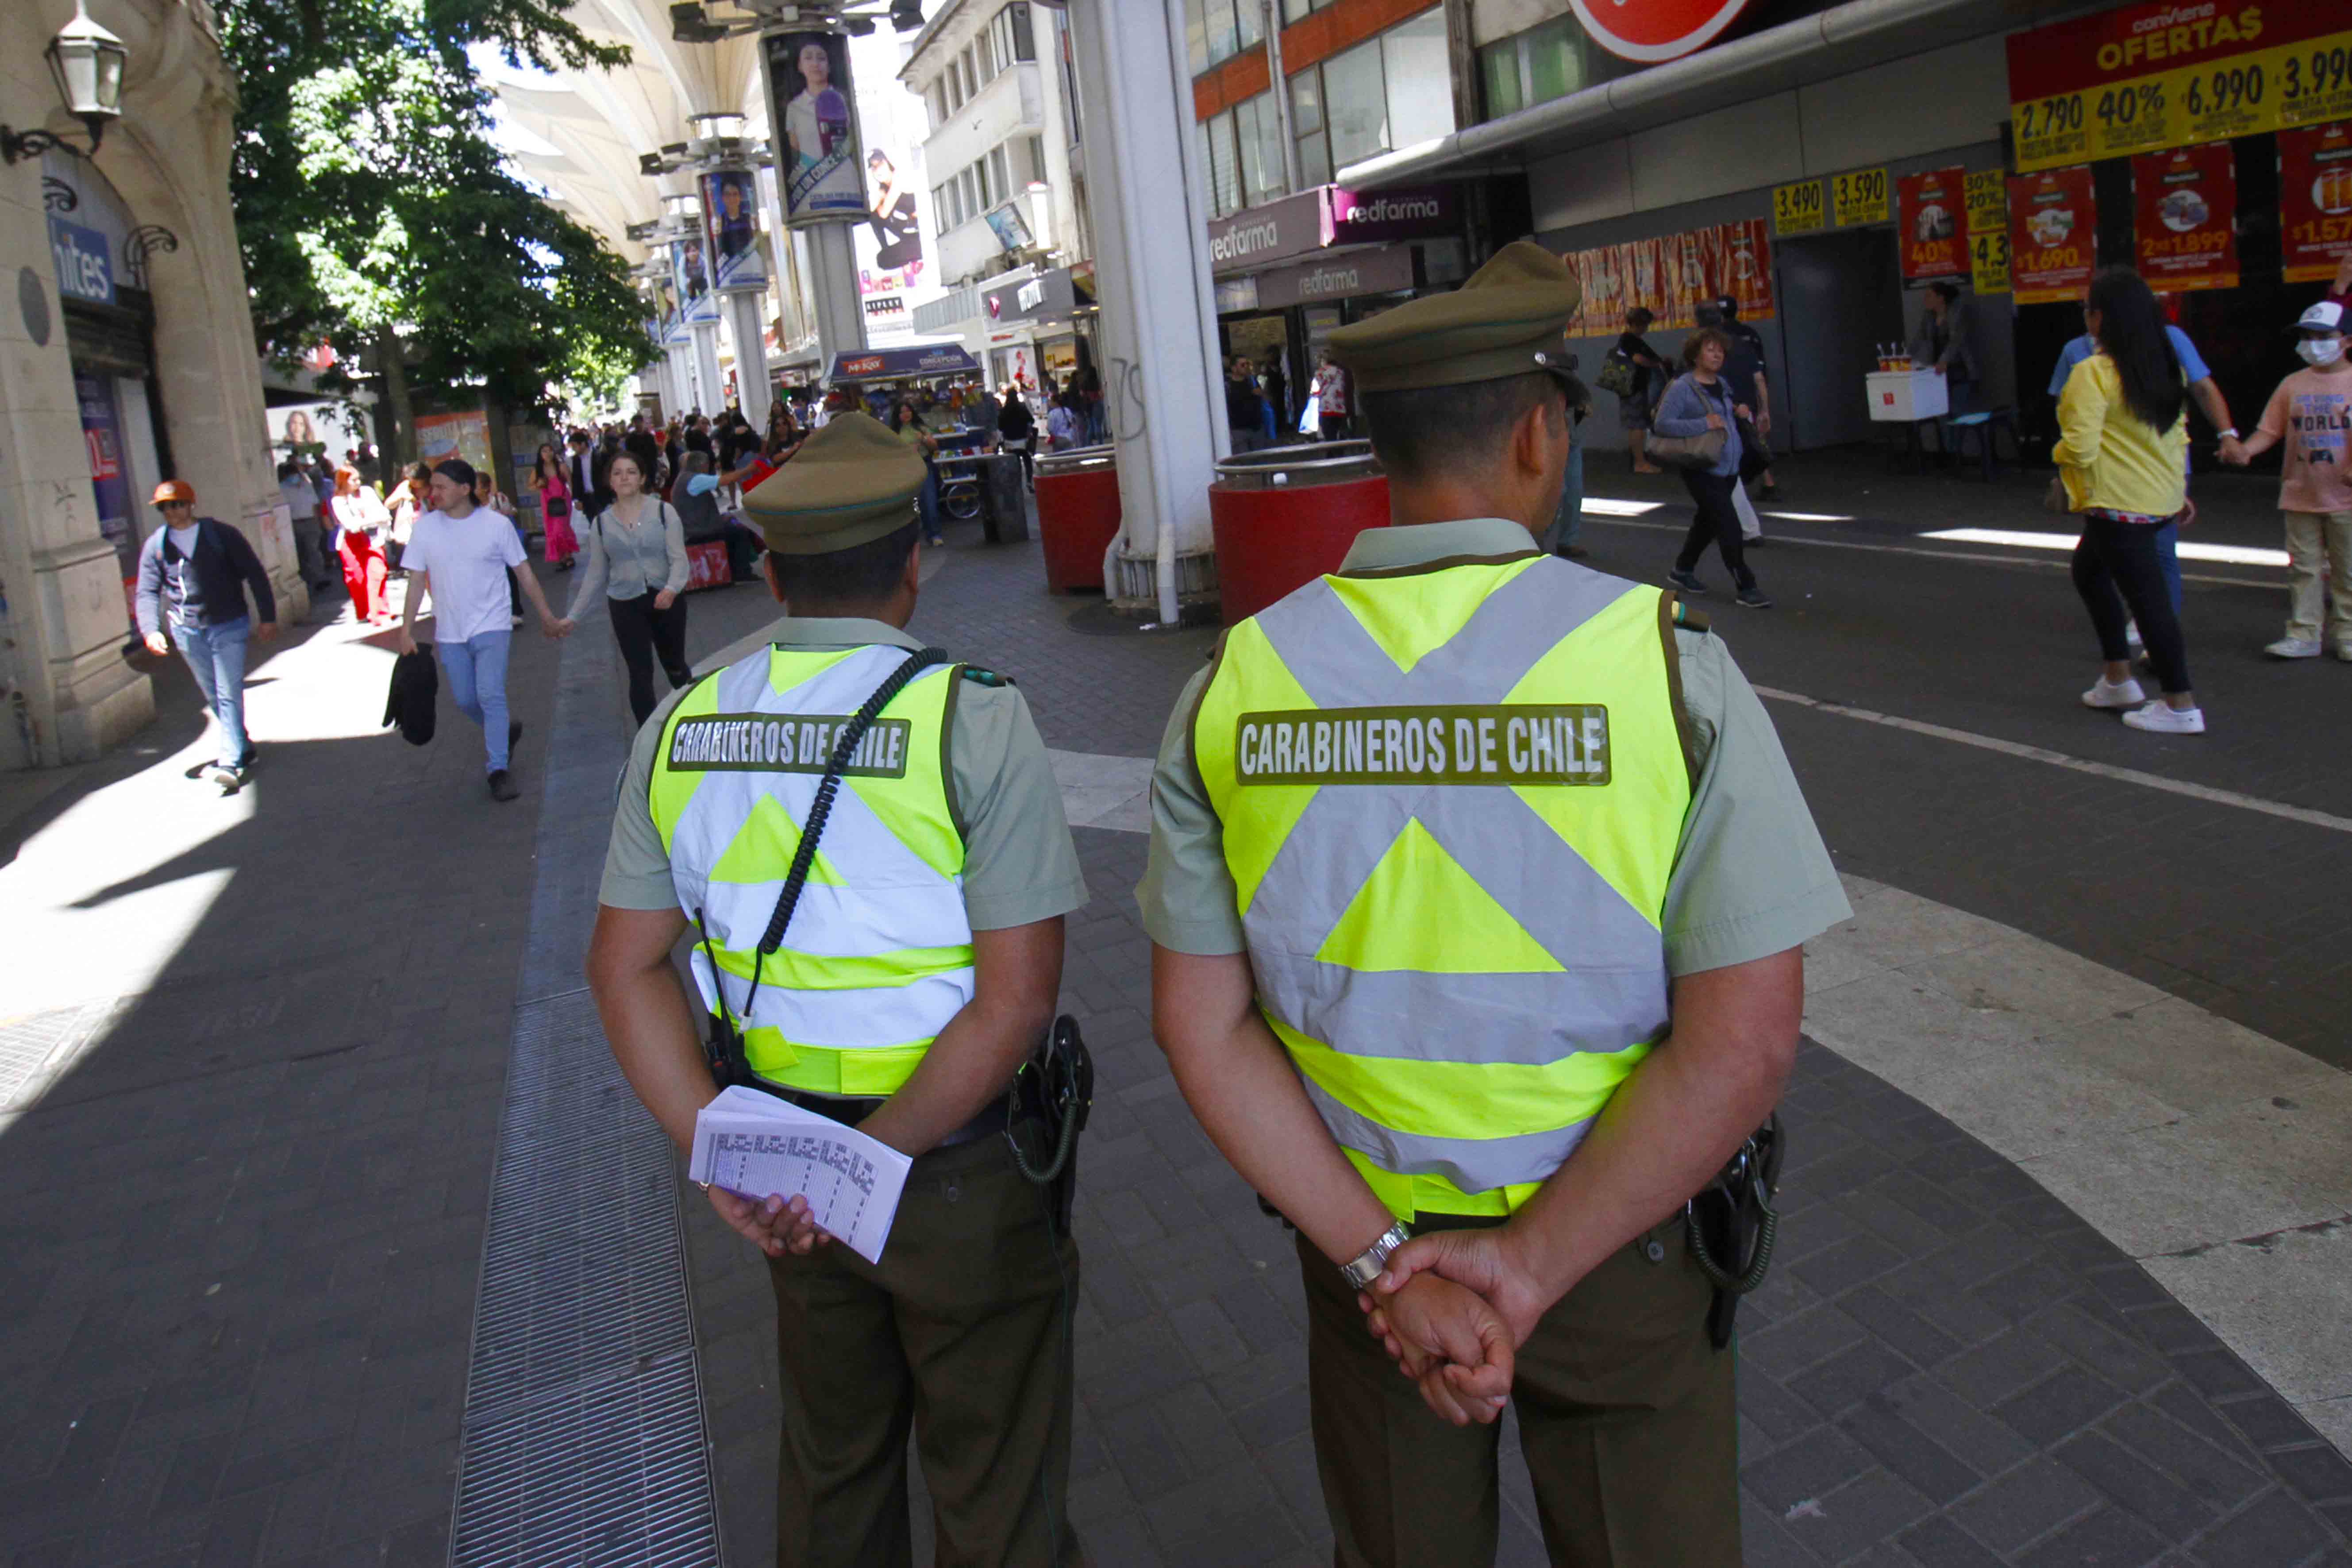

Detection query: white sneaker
xmin=2265 ymin=637 xmax=2323 ymax=659
xmin=2334 ymin=644 xmax=2352 ymax=663
xmin=2125 ymin=619 xmax=2143 ymax=649
xmin=2122 ymin=703 xmax=2205 ymax=734
xmin=2082 ymin=677 xmax=2146 ymax=709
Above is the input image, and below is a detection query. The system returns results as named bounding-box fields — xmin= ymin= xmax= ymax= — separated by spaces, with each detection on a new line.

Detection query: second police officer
xmin=588 ymin=412 xmax=1089 ymax=1567
xmin=1139 ymin=242 xmax=1852 ymax=1566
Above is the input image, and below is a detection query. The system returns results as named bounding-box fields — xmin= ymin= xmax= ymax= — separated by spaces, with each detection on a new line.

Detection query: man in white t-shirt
xmin=396 ymin=458 xmax=569 ymax=801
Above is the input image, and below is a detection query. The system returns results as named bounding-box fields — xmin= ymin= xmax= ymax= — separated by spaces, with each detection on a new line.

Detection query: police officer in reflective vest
xmin=1139 ymin=242 xmax=1851 ymax=1565
xmin=589 ymin=412 xmax=1089 ymax=1566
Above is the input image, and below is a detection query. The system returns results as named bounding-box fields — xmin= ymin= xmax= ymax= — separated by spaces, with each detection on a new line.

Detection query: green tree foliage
xmin=223 ymin=0 xmax=651 ymax=420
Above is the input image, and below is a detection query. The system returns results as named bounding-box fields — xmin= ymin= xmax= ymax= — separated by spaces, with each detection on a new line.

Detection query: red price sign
xmin=2133 ymin=143 xmax=2238 ymax=292
xmin=2281 ymin=121 xmax=2352 ymax=283
xmin=2007 ymin=166 xmax=2098 ymax=304
xmin=1897 ymin=166 xmax=1970 ymax=281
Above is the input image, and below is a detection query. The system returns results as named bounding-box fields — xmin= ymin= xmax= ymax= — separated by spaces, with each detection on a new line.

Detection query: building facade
xmin=2 ymin=0 xmax=296 ymax=771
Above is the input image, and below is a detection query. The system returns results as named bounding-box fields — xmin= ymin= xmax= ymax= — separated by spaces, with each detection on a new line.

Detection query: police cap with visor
xmin=1328 ymin=239 xmax=1584 ymax=393
xmin=741 ymin=412 xmax=925 ymax=556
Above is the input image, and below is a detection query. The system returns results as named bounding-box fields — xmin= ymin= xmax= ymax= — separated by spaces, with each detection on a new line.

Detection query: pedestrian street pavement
xmin=0 ymin=501 xmax=2347 ymax=1567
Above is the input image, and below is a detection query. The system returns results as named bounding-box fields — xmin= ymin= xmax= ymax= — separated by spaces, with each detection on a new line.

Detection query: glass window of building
xmin=1186 ymin=0 xmax=1209 ymax=74
xmin=1478 ymin=40 xmax=1522 ymax=119
xmin=1281 ymin=0 xmax=1313 ymax=21
xmin=1289 ymin=69 xmax=1329 ymax=186
xmin=991 ymin=145 xmax=1012 ymax=199
xmin=977 ymin=30 xmax=997 ymax=84
xmin=1477 ymin=15 xmax=1587 ymax=121
xmin=961 ymin=46 xmax=979 ymax=96
xmin=961 ymin=166 xmax=981 ymax=217
xmin=993 ymin=4 xmax=1036 ymax=67
xmin=1381 ymin=9 xmax=1454 ymax=150
xmin=977 ymin=156 xmax=994 ymax=209
xmin=1236 ymin=0 xmax=1262 ymax=50
xmin=928 ymin=79 xmax=949 ymax=128
xmin=1235 ymin=91 xmax=1287 ymax=207
xmin=1023 ymin=134 xmax=1047 ymax=184
xmin=1322 ymin=37 xmax=1388 ymax=169
xmin=947 ymin=67 xmax=964 ymax=111
xmin=1206 ymin=111 xmax=1242 ymax=218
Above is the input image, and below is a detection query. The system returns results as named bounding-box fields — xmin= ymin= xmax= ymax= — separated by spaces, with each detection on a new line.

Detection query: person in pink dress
xmin=532 ymin=441 xmax=581 ymax=569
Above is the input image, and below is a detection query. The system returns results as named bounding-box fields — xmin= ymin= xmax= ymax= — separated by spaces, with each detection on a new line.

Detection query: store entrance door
xmin=1776 ymin=229 xmax=1903 ymax=450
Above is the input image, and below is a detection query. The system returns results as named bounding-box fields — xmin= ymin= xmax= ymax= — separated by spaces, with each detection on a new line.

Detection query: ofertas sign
xmin=48 ymin=216 xmax=114 ymax=307
xmin=2134 ymin=143 xmax=2239 ymax=291
xmin=1897 ymin=167 xmax=1968 ymax=281
xmin=1569 ymin=0 xmax=1760 ymax=64
xmin=2007 ymin=167 xmax=2098 ymax=304
xmin=2009 ymin=1 xmax=2352 ymax=173
xmin=2281 ymin=121 xmax=2352 ymax=282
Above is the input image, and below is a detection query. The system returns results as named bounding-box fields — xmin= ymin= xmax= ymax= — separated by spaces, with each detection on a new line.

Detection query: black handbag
xmin=1736 ymin=418 xmax=1774 ymax=482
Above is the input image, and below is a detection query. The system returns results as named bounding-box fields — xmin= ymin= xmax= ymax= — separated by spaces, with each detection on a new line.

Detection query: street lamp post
xmin=3 ymin=0 xmax=128 ymax=164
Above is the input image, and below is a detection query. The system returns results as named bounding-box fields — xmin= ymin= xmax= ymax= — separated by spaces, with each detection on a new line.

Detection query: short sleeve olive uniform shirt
xmin=1138 ymin=519 xmax=1852 ymax=970
xmin=602 ymin=616 xmax=1089 ymax=932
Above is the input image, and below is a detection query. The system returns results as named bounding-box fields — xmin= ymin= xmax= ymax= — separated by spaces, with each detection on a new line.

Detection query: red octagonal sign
xmin=1570 ymin=0 xmax=1759 ymax=63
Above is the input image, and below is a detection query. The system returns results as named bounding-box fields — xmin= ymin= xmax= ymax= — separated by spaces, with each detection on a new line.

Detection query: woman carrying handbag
xmin=1656 ymin=329 xmax=1771 ymax=608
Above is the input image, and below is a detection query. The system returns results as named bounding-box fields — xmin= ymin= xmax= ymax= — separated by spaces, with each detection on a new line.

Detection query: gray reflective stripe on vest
xmin=1301 ymin=1075 xmax=1598 ymax=1198
xmin=1241 ymin=558 xmax=1670 ymax=1079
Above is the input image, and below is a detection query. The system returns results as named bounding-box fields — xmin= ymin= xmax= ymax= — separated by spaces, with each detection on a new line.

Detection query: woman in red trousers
xmin=329 ymin=467 xmax=393 ymax=624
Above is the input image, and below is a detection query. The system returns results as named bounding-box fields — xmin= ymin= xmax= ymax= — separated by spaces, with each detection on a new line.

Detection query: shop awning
xmin=827 ymin=344 xmax=984 ymax=383
xmin=1335 ymin=0 xmax=2065 ymax=190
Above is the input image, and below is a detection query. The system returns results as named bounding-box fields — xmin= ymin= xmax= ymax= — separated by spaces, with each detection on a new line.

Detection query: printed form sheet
xmin=689 ymin=1086 xmax=913 ymax=1264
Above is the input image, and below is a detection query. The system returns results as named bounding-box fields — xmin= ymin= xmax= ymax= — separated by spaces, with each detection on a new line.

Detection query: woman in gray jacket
xmin=557 ymin=448 xmax=692 ymax=725
xmin=1659 ymin=328 xmax=1771 ymax=608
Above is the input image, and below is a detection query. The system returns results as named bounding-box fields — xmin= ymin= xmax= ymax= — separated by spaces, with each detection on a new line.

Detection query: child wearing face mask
xmin=2226 ymin=301 xmax=2352 ymax=662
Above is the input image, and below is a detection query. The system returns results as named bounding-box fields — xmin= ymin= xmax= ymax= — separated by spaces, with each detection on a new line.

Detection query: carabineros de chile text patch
xmin=666 ymin=713 xmax=913 ymax=777
xmin=1234 ymin=705 xmax=1610 ymax=786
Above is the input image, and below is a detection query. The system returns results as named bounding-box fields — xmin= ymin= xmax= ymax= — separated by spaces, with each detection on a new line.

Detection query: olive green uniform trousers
xmin=767 ymin=1133 xmax=1082 ymax=1568
xmin=1297 ymin=1213 xmax=1740 ymax=1568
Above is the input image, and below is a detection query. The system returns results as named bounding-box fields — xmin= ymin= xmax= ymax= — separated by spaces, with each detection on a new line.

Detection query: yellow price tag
xmin=1832 ymin=168 xmax=1889 ymax=227
xmin=1970 ymin=229 xmax=2012 ymax=295
xmin=2012 ymin=92 xmax=2091 ymax=172
xmin=1772 ymin=179 xmax=1827 ymax=236
xmin=1963 ymin=170 xmax=2008 ymax=234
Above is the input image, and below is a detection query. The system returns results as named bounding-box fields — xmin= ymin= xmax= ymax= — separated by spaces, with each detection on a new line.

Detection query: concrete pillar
xmin=805 ymin=223 xmax=866 ymax=374
xmin=724 ymin=289 xmax=772 ymax=427
xmin=1063 ymin=0 xmax=1222 ymax=622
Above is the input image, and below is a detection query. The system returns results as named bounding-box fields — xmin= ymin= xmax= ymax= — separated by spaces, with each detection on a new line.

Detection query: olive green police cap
xmin=1328 ymin=239 xmax=1583 ymax=394
xmin=742 ymin=411 xmax=924 ymax=555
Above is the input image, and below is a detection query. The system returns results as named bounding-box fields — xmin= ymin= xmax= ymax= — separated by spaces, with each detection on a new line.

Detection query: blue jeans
xmin=2154 ymin=520 xmax=2183 ymax=614
xmin=439 ymin=631 xmax=513 ymax=773
xmin=918 ymin=467 xmax=943 ymax=541
xmin=173 ymin=616 xmax=251 ymax=768
xmin=1543 ymin=424 xmax=1587 ymax=553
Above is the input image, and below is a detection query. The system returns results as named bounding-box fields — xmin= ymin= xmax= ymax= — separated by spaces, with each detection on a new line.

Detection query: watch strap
xmin=1340 ymin=1220 xmax=1413 ymax=1290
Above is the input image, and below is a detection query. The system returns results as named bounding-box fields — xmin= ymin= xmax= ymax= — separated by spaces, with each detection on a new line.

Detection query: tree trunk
xmin=377 ymin=328 xmax=416 ymax=466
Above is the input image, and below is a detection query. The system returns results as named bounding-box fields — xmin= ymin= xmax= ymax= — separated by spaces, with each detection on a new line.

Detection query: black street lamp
xmin=4 ymin=0 xmax=128 ymax=165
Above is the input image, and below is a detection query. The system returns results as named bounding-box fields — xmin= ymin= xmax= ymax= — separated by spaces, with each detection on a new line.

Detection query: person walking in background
xmin=532 ymin=441 xmax=580 ymax=570
xmin=397 ymin=459 xmax=568 ymax=801
xmin=1047 ymin=390 xmax=1082 ymax=453
xmin=1698 ymin=300 xmax=1772 ymax=547
xmin=2057 ymin=267 xmax=2203 ymax=734
xmin=1225 ymin=359 xmax=1266 ymax=455
xmin=559 ymin=449 xmax=692 ymax=728
xmin=135 ymin=481 xmax=279 ymax=792
xmin=277 ymin=459 xmax=335 ymax=597
xmin=1539 ymin=366 xmax=1592 ymax=559
xmin=1261 ymin=354 xmax=1290 ymax=442
xmin=1614 ymin=307 xmax=1667 ymax=474
xmin=765 ymin=401 xmax=803 ymax=465
xmin=998 ymin=383 xmax=1036 ymax=486
xmin=2224 ymin=300 xmax=2352 ymax=662
xmin=385 ymin=462 xmax=429 ymax=572
xmin=1311 ymin=352 xmax=1350 ymax=441
xmin=1717 ymin=295 xmax=1779 ymax=501
xmin=1660 ymin=330 xmax=1771 ymax=608
xmin=1909 ymin=282 xmax=1980 ymax=418
xmin=889 ymin=398 xmax=947 ymax=547
xmin=329 ymin=466 xmax=393 ymax=624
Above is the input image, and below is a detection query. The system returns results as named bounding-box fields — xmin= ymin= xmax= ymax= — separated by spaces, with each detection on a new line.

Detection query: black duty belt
xmin=777 ymin=1090 xmax=1008 ymax=1150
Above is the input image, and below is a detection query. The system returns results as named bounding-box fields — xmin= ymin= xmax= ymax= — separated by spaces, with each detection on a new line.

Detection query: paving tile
xmin=1993 ymin=1366 xmax=2132 ymax=1447
xmin=1947 ymin=1459 xmax=2104 ymax=1556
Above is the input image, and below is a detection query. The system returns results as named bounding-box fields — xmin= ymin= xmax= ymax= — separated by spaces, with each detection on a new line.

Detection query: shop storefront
xmin=1207 ymin=182 xmax=1468 ymax=429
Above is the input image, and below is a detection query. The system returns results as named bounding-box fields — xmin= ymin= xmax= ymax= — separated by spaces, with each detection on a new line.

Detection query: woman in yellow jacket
xmin=2056 ymin=267 xmax=2204 ymax=734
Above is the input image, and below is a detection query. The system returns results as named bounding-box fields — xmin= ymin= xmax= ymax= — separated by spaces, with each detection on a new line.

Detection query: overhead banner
xmin=701 ymin=168 xmax=766 ymax=292
xmin=2282 ymin=120 xmax=2352 ymax=282
xmin=2007 ymin=166 xmax=2098 ymax=304
xmin=2134 ymin=143 xmax=2239 ymax=292
xmin=1560 ymin=219 xmax=1775 ymax=334
xmin=1897 ymin=166 xmax=1968 ymax=281
xmin=767 ymin=31 xmax=867 ymax=226
xmin=2009 ymin=1 xmax=2352 ymax=173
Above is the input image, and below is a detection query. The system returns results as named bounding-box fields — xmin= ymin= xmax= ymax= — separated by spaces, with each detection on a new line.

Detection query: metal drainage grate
xmin=0 ymin=1000 xmax=110 ymax=1108
xmin=447 ymin=987 xmax=720 ymax=1567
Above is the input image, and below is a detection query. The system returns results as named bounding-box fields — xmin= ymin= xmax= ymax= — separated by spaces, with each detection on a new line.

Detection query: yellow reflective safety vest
xmin=1193 ymin=552 xmax=1694 ymax=1221
xmin=649 ymin=643 xmax=973 ymax=1097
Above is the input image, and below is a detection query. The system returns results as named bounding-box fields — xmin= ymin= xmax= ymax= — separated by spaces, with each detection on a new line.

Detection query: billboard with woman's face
xmin=701 ymin=168 xmax=766 ymax=291
xmin=766 ymin=31 xmax=866 ymax=227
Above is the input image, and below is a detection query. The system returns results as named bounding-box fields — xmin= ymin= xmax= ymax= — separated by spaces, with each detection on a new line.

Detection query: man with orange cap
xmin=134 ymin=480 xmax=279 ymax=792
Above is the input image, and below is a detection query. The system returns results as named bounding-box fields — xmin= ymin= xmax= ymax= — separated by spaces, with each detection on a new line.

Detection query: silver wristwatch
xmin=1340 ymin=1221 xmax=1413 ymax=1290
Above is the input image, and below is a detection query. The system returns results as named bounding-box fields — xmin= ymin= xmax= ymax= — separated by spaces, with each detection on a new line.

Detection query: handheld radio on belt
xmin=690 ymin=645 xmax=1094 ymax=1233
xmin=1685 ymin=1113 xmax=1783 ymax=1349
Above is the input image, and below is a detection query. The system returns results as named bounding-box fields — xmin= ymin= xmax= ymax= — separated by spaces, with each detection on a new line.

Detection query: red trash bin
xmin=1209 ymin=443 xmax=1387 ymax=624
xmin=1035 ymin=446 xmax=1119 ymax=593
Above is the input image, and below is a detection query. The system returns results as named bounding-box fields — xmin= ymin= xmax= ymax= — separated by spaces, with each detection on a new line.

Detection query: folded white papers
xmin=689 ymin=1086 xmax=913 ymax=1265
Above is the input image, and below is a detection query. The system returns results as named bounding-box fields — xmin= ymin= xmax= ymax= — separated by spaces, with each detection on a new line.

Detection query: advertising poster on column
xmin=767 ymin=31 xmax=866 ymax=226
xmin=855 ymin=146 xmax=928 ymax=337
xmin=673 ymin=237 xmax=720 ymax=324
xmin=2281 ymin=121 xmax=2352 ymax=282
xmin=1897 ymin=167 xmax=1968 ymax=282
xmin=2133 ymin=143 xmax=2238 ymax=292
xmin=701 ymin=169 xmax=766 ymax=291
xmin=2006 ymin=167 xmax=2097 ymax=304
